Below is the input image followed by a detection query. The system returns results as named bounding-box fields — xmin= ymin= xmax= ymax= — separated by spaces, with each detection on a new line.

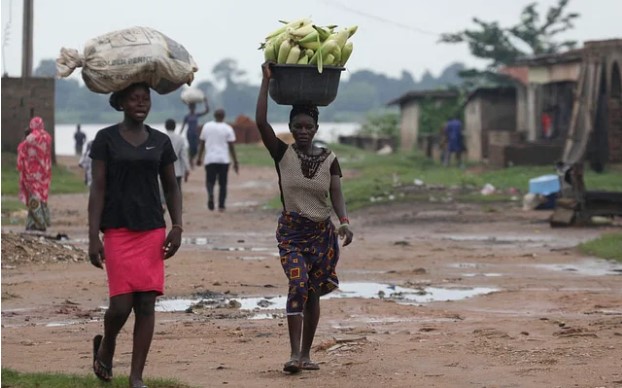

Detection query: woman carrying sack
xmin=88 ymin=82 xmax=183 ymax=388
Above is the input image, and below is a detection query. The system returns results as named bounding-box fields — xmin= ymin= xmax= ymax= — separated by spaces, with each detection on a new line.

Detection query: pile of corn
xmin=259 ymin=18 xmax=357 ymax=73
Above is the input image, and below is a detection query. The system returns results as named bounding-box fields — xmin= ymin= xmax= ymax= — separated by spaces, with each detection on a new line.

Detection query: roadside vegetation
xmin=237 ymin=143 xmax=622 ymax=211
xmin=579 ymin=232 xmax=622 ymax=262
xmin=0 ymin=368 xmax=192 ymax=388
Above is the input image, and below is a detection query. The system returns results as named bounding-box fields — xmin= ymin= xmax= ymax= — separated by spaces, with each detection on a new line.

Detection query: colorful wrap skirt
xmin=26 ymin=196 xmax=51 ymax=231
xmin=103 ymin=227 xmax=166 ymax=297
xmin=276 ymin=212 xmax=339 ymax=315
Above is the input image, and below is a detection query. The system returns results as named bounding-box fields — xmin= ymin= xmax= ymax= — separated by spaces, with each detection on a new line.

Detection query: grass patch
xmin=1 ymin=152 xmax=86 ymax=196
xmin=578 ymin=232 xmax=622 ymax=262
xmin=1 ymin=198 xmax=25 ymax=225
xmin=235 ymin=143 xmax=622 ymax=211
xmin=0 ymin=368 xmax=193 ymax=388
xmin=235 ymin=143 xmax=274 ymax=167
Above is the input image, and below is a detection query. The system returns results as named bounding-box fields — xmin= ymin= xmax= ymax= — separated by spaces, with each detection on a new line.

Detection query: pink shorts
xmin=103 ymin=227 xmax=165 ymax=297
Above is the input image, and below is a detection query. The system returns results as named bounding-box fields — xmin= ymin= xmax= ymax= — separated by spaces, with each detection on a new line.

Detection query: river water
xmin=54 ymin=122 xmax=360 ymax=156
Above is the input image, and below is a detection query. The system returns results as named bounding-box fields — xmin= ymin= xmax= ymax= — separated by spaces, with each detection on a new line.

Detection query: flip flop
xmin=283 ymin=359 xmax=301 ymax=374
xmin=92 ymin=335 xmax=112 ymax=382
xmin=300 ymin=360 xmax=320 ymax=370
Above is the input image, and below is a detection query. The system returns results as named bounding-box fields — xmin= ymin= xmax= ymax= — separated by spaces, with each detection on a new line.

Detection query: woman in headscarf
xmin=256 ymin=62 xmax=354 ymax=374
xmin=17 ymin=116 xmax=52 ymax=231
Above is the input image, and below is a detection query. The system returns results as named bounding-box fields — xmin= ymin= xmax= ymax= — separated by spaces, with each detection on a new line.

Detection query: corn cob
xmin=264 ymin=41 xmax=277 ymax=62
xmin=312 ymin=25 xmax=331 ymax=41
xmin=285 ymin=45 xmax=301 ymax=64
xmin=297 ymin=30 xmax=318 ymax=45
xmin=290 ymin=24 xmax=315 ymax=38
xmin=299 ymin=40 xmax=320 ymax=50
xmin=297 ymin=54 xmax=309 ymax=64
xmin=340 ymin=41 xmax=353 ymax=66
xmin=330 ymin=29 xmax=349 ymax=49
xmin=277 ymin=39 xmax=292 ymax=64
xmin=309 ymin=39 xmax=338 ymax=64
xmin=346 ymin=25 xmax=358 ymax=38
xmin=265 ymin=18 xmax=311 ymax=40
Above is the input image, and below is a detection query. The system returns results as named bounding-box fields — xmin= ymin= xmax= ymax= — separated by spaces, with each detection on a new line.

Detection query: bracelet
xmin=339 ymin=216 xmax=349 ymax=225
xmin=171 ymin=224 xmax=184 ymax=232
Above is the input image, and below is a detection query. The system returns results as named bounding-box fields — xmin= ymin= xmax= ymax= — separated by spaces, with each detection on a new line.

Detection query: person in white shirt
xmin=196 ymin=109 xmax=239 ymax=211
xmin=79 ymin=140 xmax=94 ymax=187
xmin=165 ymin=119 xmax=191 ymax=189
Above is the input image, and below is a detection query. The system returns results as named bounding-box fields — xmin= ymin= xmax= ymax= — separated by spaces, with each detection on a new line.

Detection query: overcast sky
xmin=1 ymin=0 xmax=620 ymax=86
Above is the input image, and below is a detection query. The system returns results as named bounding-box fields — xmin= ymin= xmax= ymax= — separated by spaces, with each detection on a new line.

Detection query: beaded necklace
xmin=292 ymin=144 xmax=330 ymax=179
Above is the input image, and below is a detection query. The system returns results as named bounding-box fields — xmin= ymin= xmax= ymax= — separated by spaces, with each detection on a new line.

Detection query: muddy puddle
xmin=532 ymin=259 xmax=622 ymax=276
xmin=440 ymin=233 xmax=592 ymax=249
xmin=450 ymin=258 xmax=622 ymax=277
xmin=155 ymin=282 xmax=498 ymax=316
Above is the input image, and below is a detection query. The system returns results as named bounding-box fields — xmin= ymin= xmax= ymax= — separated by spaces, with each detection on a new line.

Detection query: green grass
xmin=579 ymin=232 xmax=622 ymax=262
xmin=2 ymin=152 xmax=87 ymax=197
xmin=330 ymin=145 xmax=529 ymax=210
xmin=235 ymin=143 xmax=274 ymax=167
xmin=1 ymin=198 xmax=25 ymax=225
xmin=0 ymin=368 xmax=193 ymax=388
xmin=235 ymin=143 xmax=622 ymax=211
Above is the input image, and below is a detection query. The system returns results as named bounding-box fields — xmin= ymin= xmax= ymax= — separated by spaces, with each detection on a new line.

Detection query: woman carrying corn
xmin=255 ymin=61 xmax=354 ymax=374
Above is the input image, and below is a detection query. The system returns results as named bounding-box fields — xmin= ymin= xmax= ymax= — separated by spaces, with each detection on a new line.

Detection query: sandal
xmin=283 ymin=359 xmax=301 ymax=374
xmin=92 ymin=335 xmax=112 ymax=382
xmin=300 ymin=360 xmax=320 ymax=370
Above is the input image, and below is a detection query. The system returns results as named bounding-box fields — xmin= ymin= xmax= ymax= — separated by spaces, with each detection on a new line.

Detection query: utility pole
xmin=21 ymin=0 xmax=33 ymax=77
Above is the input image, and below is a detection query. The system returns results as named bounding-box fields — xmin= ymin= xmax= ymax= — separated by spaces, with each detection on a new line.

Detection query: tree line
xmin=35 ymin=0 xmax=578 ymax=132
xmin=33 ymin=58 xmax=465 ymax=124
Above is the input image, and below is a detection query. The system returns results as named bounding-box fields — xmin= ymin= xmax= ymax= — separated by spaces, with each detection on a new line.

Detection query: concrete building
xmin=463 ymin=87 xmax=517 ymax=162
xmin=387 ymin=90 xmax=460 ymax=153
xmin=1 ymin=76 xmax=56 ymax=159
xmin=498 ymin=39 xmax=622 ymax=168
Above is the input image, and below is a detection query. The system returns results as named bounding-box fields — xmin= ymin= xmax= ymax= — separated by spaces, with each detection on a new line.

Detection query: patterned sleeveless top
xmin=277 ymin=144 xmax=338 ymax=222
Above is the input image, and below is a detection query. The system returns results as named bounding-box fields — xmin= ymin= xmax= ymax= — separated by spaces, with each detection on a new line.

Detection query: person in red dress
xmin=17 ymin=116 xmax=52 ymax=231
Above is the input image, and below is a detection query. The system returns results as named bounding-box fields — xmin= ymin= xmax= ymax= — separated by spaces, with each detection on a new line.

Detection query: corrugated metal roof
xmin=387 ymin=90 xmax=460 ymax=106
xmin=511 ymin=49 xmax=584 ymax=67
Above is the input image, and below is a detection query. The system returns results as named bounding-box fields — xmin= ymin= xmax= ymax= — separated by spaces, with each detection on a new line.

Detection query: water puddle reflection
xmin=533 ymin=259 xmax=622 ymax=276
xmin=155 ymin=282 xmax=498 ymax=315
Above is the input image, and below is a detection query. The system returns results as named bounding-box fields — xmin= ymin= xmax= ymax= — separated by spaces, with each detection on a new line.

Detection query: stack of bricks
xmin=608 ymin=98 xmax=622 ymax=162
xmin=1 ymin=77 xmax=55 ymax=162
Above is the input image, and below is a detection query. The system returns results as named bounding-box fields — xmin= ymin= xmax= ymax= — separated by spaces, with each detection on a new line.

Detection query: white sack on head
xmin=56 ymin=26 xmax=198 ymax=95
xmin=180 ymin=87 xmax=205 ymax=104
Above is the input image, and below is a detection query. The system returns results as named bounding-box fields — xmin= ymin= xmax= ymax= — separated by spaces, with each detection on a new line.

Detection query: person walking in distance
xmin=256 ymin=62 xmax=354 ymax=374
xmin=17 ymin=117 xmax=52 ymax=232
xmin=180 ymin=98 xmax=209 ymax=167
xmin=443 ymin=116 xmax=465 ymax=167
xmin=164 ymin=118 xmax=191 ymax=205
xmin=196 ymin=109 xmax=239 ymax=211
xmin=74 ymin=124 xmax=87 ymax=156
xmin=88 ymin=82 xmax=183 ymax=388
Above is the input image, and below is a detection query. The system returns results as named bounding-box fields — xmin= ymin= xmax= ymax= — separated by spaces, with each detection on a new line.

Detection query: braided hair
xmin=289 ymin=104 xmax=319 ymax=124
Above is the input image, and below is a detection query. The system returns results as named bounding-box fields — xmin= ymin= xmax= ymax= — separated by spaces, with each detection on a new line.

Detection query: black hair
xmin=109 ymin=82 xmax=150 ymax=111
xmin=289 ymin=105 xmax=319 ymax=124
xmin=165 ymin=119 xmax=176 ymax=130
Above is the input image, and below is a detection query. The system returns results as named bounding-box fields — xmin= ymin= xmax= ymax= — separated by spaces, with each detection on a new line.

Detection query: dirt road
xmin=2 ymin=155 xmax=622 ymax=388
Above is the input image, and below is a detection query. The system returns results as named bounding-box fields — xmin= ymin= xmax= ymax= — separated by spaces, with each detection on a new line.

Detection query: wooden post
xmin=21 ymin=0 xmax=33 ymax=77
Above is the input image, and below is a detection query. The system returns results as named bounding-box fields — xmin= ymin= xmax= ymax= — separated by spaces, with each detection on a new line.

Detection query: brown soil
xmin=2 ymin=155 xmax=622 ymax=388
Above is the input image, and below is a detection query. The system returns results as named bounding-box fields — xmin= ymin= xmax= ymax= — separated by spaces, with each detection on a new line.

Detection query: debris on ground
xmin=1 ymin=231 xmax=86 ymax=266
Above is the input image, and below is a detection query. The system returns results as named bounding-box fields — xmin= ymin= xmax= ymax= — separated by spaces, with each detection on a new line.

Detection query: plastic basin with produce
xmin=269 ymin=64 xmax=345 ymax=106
